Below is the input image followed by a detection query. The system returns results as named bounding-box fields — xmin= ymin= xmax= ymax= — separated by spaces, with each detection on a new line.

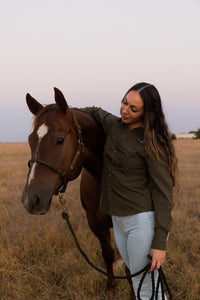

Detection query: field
xmin=0 ymin=140 xmax=200 ymax=300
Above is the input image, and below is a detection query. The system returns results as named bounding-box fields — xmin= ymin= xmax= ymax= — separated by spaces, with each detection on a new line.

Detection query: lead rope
xmin=59 ymin=193 xmax=173 ymax=300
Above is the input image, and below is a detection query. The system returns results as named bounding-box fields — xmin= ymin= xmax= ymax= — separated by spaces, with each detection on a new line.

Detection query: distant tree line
xmin=194 ymin=129 xmax=200 ymax=139
xmin=171 ymin=134 xmax=176 ymax=140
xmin=171 ymin=128 xmax=200 ymax=140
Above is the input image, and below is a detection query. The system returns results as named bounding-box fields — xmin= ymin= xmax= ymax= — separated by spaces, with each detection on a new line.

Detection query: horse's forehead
xmin=37 ymin=124 xmax=49 ymax=139
xmin=33 ymin=109 xmax=74 ymax=137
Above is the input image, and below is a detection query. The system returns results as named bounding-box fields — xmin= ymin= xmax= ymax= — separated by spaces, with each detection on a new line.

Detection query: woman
xmin=83 ymin=82 xmax=177 ymax=299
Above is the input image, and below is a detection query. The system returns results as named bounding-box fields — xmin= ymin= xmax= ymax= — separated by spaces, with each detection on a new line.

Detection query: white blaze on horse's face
xmin=37 ymin=123 xmax=49 ymax=139
xmin=28 ymin=124 xmax=49 ymax=186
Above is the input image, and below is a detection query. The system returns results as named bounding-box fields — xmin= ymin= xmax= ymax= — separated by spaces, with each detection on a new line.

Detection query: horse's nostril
xmin=34 ymin=195 xmax=40 ymax=208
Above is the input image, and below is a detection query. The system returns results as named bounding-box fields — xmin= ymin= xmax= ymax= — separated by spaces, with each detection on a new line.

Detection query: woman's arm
xmin=146 ymin=153 xmax=172 ymax=272
xmin=146 ymin=152 xmax=173 ymax=251
xmin=81 ymin=107 xmax=118 ymax=134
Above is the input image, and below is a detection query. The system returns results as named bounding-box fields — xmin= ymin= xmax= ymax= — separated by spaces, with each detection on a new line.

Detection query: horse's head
xmin=21 ymin=88 xmax=84 ymax=215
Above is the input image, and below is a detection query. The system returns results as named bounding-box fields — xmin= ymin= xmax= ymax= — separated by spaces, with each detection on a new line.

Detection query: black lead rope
xmin=62 ymin=211 xmax=173 ymax=300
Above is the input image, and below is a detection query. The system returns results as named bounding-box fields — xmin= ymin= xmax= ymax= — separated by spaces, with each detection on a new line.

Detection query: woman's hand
xmin=149 ymin=249 xmax=166 ymax=272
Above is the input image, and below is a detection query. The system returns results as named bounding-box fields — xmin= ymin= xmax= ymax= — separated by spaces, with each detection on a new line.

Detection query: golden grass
xmin=164 ymin=139 xmax=200 ymax=300
xmin=0 ymin=140 xmax=200 ymax=299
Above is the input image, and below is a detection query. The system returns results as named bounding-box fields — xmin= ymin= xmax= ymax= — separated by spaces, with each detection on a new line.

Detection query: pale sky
xmin=0 ymin=0 xmax=200 ymax=142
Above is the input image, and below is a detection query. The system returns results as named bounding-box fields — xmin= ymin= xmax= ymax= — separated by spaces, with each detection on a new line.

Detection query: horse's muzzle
xmin=21 ymin=188 xmax=52 ymax=215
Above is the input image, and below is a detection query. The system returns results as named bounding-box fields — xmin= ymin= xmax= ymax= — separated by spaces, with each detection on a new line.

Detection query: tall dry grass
xmin=165 ymin=139 xmax=200 ymax=300
xmin=0 ymin=140 xmax=199 ymax=299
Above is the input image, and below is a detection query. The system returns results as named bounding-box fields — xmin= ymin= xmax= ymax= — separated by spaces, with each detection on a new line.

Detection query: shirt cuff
xmin=151 ymin=228 xmax=169 ymax=250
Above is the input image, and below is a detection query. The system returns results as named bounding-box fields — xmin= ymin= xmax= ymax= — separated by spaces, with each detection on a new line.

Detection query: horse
xmin=21 ymin=87 xmax=135 ymax=299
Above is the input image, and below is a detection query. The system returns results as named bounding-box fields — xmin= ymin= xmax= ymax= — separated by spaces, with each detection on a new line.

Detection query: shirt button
xmin=108 ymin=188 xmax=112 ymax=192
xmin=109 ymin=174 xmax=112 ymax=177
xmin=113 ymin=150 xmax=117 ymax=153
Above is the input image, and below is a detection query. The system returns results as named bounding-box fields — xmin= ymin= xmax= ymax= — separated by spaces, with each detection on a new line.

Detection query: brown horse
xmin=21 ymin=88 xmax=135 ymax=299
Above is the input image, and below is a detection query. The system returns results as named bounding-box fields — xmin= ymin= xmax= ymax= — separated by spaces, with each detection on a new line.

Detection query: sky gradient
xmin=0 ymin=0 xmax=200 ymax=142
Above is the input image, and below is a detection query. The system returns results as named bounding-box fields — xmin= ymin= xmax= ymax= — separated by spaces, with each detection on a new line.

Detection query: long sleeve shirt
xmin=82 ymin=107 xmax=173 ymax=250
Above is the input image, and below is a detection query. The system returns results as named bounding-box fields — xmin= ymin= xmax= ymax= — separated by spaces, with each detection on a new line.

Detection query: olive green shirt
xmin=82 ymin=107 xmax=173 ymax=250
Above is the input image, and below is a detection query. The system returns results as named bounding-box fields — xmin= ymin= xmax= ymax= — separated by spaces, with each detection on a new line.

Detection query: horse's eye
xmin=56 ymin=137 xmax=64 ymax=145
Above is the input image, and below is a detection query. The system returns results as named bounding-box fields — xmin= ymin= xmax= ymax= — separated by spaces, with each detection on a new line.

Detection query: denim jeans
xmin=112 ymin=212 xmax=166 ymax=300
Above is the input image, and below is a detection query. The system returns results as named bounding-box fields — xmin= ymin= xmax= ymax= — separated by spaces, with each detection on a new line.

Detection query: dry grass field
xmin=0 ymin=140 xmax=200 ymax=300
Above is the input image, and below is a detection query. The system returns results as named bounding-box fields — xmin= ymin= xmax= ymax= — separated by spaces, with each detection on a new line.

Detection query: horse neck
xmin=72 ymin=108 xmax=105 ymax=182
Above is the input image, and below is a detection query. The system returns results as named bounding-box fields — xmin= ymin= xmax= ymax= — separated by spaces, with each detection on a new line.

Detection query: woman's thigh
xmin=111 ymin=215 xmax=130 ymax=268
xmin=112 ymin=211 xmax=155 ymax=272
xmin=126 ymin=211 xmax=155 ymax=273
xmin=112 ymin=212 xmax=166 ymax=299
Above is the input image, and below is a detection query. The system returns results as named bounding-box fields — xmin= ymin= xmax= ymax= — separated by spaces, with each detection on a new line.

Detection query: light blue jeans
xmin=112 ymin=212 xmax=166 ymax=300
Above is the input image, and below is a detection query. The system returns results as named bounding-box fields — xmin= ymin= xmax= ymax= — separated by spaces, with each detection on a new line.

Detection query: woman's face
xmin=120 ymin=90 xmax=144 ymax=129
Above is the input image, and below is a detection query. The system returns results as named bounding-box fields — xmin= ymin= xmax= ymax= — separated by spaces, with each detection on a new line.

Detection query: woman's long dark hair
xmin=125 ymin=82 xmax=177 ymax=187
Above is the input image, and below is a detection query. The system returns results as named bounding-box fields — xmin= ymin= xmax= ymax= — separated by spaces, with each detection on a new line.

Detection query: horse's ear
xmin=26 ymin=93 xmax=43 ymax=115
xmin=54 ymin=87 xmax=69 ymax=113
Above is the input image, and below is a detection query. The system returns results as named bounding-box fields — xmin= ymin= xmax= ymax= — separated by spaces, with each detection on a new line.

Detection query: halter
xmin=28 ymin=124 xmax=84 ymax=194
